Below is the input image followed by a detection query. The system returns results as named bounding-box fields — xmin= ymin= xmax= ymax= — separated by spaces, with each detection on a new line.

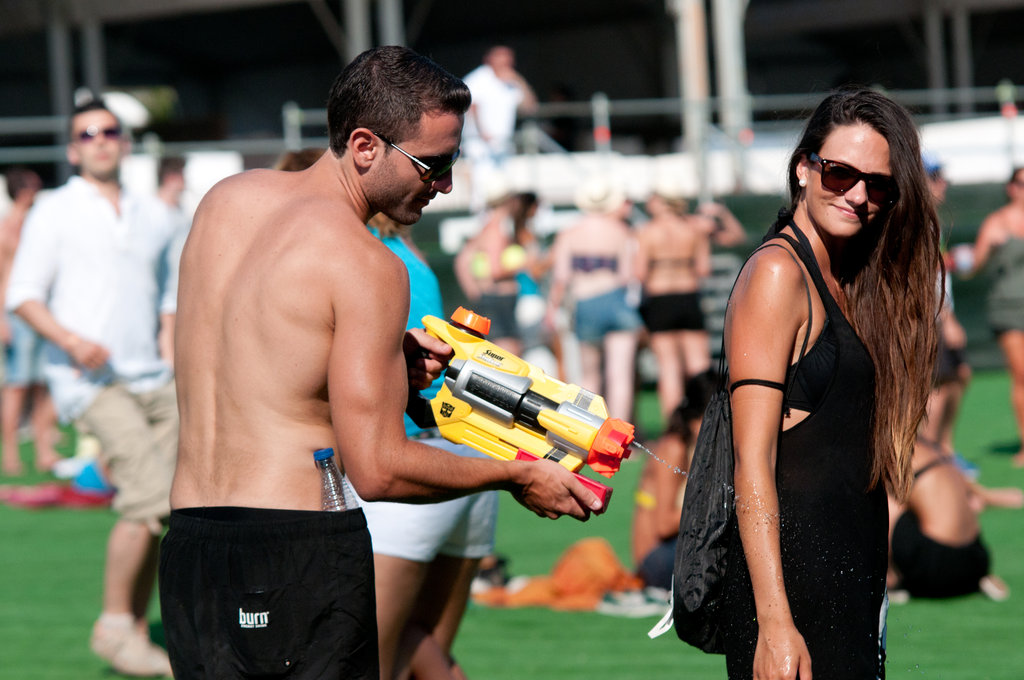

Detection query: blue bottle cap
xmin=313 ymin=447 xmax=334 ymax=461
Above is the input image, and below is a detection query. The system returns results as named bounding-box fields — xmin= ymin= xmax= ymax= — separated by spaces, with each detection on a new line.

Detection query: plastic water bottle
xmin=313 ymin=447 xmax=356 ymax=511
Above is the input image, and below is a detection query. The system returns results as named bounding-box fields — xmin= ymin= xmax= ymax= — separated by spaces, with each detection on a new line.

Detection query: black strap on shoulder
xmin=724 ymin=240 xmax=813 ymax=416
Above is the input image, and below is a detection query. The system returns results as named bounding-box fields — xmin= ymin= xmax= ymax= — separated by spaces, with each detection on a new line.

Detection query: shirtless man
xmin=159 ymin=46 xmax=601 ymax=680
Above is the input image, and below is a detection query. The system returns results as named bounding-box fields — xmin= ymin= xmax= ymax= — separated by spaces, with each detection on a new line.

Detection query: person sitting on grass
xmin=630 ymin=369 xmax=717 ymax=592
xmin=887 ymin=437 xmax=1016 ymax=602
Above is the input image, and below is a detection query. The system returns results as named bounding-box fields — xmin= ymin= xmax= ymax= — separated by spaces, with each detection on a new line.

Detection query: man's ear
xmin=66 ymin=143 xmax=80 ymax=167
xmin=349 ymin=129 xmax=379 ymax=172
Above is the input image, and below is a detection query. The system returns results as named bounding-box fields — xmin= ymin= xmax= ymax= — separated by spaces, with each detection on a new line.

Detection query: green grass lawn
xmin=0 ymin=372 xmax=1021 ymax=679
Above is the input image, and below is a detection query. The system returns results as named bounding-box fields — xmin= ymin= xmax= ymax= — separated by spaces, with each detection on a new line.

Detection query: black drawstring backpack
xmin=662 ymin=233 xmax=812 ymax=653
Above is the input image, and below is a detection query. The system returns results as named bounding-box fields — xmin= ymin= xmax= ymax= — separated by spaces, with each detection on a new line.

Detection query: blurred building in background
xmin=1 ymin=0 xmax=1024 ymax=201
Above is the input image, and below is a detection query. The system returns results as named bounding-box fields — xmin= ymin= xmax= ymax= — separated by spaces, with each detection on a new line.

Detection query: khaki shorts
xmin=76 ymin=381 xmax=178 ymax=522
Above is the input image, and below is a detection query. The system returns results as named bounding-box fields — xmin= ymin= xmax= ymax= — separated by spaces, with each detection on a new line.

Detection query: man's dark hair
xmin=69 ymin=97 xmax=119 ymax=135
xmin=327 ymin=46 xmax=470 ymax=154
xmin=4 ymin=166 xmax=40 ymax=201
xmin=158 ymin=156 xmax=186 ymax=185
xmin=4 ymin=166 xmax=40 ymax=200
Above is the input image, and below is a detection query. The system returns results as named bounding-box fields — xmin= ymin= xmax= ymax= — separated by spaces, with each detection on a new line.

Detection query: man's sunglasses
xmin=76 ymin=125 xmax=123 ymax=143
xmin=374 ymin=132 xmax=459 ymax=183
xmin=808 ymin=152 xmax=898 ymax=205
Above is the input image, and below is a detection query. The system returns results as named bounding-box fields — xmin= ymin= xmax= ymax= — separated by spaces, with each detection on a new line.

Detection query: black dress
xmin=718 ymin=224 xmax=889 ymax=679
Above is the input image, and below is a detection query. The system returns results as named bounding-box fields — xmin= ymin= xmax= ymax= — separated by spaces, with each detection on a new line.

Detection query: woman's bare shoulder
xmin=734 ymin=241 xmax=806 ymax=299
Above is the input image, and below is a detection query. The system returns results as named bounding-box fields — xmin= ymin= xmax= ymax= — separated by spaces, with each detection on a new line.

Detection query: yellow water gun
xmin=407 ymin=307 xmax=638 ymax=509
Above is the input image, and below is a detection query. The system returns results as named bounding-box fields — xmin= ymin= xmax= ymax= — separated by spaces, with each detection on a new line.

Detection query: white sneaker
xmin=979 ymin=575 xmax=1010 ymax=602
xmin=91 ymin=621 xmax=172 ymax=677
xmin=596 ymin=588 xmax=671 ymax=618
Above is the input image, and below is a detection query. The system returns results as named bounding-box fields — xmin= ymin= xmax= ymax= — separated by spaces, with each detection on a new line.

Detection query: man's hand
xmin=403 ymin=328 xmax=453 ymax=391
xmin=65 ymin=334 xmax=110 ymax=371
xmin=512 ymin=458 xmax=605 ymax=521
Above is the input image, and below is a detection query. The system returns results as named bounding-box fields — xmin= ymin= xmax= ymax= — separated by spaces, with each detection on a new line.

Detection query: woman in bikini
xmin=548 ymin=176 xmax=641 ymax=420
xmin=635 ymin=187 xmax=715 ymax=421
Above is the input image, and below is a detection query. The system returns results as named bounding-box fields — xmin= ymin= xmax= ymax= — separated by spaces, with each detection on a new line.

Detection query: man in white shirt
xmin=462 ymin=46 xmax=537 ymax=210
xmin=7 ymin=99 xmax=184 ymax=677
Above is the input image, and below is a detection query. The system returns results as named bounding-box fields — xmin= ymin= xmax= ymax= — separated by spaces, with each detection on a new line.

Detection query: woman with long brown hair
xmin=718 ymin=88 xmax=941 ymax=679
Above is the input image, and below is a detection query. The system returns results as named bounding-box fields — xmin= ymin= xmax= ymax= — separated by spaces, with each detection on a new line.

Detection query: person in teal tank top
xmin=362 ymin=216 xmax=499 ymax=680
xmin=370 ymin=221 xmax=444 ymax=437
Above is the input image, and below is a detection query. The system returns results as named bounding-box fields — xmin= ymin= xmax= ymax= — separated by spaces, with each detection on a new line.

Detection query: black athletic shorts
xmin=159 ymin=506 xmax=378 ymax=679
xmin=639 ymin=292 xmax=706 ymax=333
xmin=892 ymin=511 xmax=990 ymax=598
xmin=933 ymin=334 xmax=968 ymax=385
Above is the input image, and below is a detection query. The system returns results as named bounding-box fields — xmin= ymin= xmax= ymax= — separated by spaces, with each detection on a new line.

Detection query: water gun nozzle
xmin=587 ymin=418 xmax=635 ymax=477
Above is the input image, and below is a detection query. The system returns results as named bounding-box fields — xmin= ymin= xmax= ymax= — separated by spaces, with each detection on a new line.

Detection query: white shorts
xmin=357 ymin=439 xmax=499 ymax=562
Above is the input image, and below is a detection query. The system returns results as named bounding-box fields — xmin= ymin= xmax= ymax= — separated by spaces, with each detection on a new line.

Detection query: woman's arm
xmin=453 ymin=236 xmax=482 ymax=301
xmin=618 ymin=229 xmax=639 ymax=287
xmin=633 ymin=224 xmax=653 ymax=285
xmin=726 ymin=245 xmax=813 ymax=680
xmin=968 ymin=212 xmax=1006 ymax=275
xmin=694 ymin=226 xmax=713 ymax=281
xmin=546 ymin=231 xmax=571 ymax=314
xmin=698 ymin=201 xmax=747 ymax=248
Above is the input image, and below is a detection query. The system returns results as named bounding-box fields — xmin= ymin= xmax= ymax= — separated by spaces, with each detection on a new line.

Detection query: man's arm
xmin=328 ymin=248 xmax=601 ymax=518
xmin=0 ymin=219 xmax=17 ymax=345
xmin=158 ymin=312 xmax=175 ymax=368
xmin=510 ymin=70 xmax=538 ymax=115
xmin=7 ymin=207 xmax=110 ymax=370
xmin=14 ymin=299 xmax=109 ymax=370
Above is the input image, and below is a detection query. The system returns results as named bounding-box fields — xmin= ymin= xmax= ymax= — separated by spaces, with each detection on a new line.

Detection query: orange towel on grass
xmin=473 ymin=537 xmax=643 ymax=611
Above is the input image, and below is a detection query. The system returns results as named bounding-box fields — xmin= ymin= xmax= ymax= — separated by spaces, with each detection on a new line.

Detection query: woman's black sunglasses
xmin=808 ymin=152 xmax=899 ymax=205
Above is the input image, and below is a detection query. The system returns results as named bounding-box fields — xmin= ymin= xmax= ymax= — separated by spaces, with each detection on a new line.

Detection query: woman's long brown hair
xmin=786 ymin=88 xmax=942 ymax=501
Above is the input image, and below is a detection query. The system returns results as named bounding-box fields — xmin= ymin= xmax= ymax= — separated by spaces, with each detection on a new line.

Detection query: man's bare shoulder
xmin=185 ymin=166 xmax=404 ymax=299
xmin=196 ymin=168 xmax=294 ymax=216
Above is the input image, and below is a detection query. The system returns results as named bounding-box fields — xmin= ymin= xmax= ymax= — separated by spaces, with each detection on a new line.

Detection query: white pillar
xmin=376 ymin=0 xmax=405 ymax=46
xmin=951 ymin=5 xmax=974 ymax=114
xmin=47 ymin=4 xmax=74 ymax=180
xmin=668 ymin=0 xmax=711 ymax=202
xmin=81 ymin=18 xmax=107 ymax=99
xmin=343 ymin=0 xmax=372 ymax=61
xmin=923 ymin=1 xmax=948 ymax=115
xmin=711 ymin=0 xmax=750 ymax=192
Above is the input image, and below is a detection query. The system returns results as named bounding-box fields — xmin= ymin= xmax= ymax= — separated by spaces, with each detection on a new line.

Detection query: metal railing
xmin=1 ymin=84 xmax=1018 ymax=172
